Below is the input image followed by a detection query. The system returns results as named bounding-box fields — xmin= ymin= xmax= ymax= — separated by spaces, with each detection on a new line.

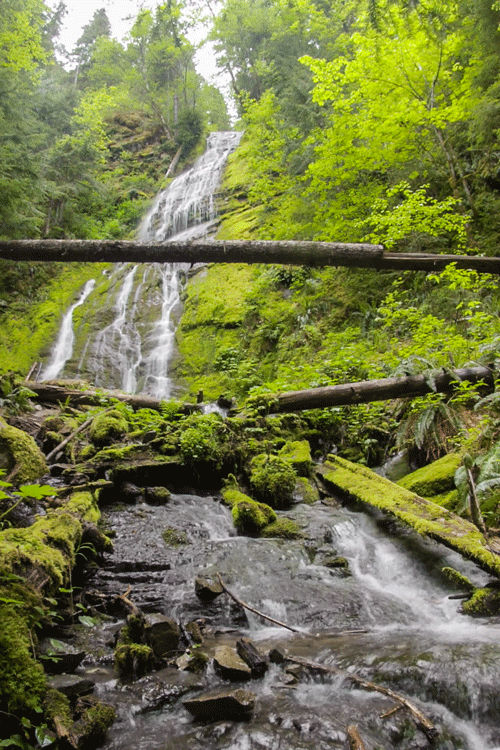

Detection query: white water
xmin=39 ymin=132 xmax=242 ymax=396
xmin=40 ymin=279 xmax=96 ymax=381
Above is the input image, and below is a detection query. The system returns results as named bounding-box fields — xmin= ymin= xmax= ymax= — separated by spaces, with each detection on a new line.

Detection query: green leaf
xmin=78 ymin=614 xmax=97 ymax=627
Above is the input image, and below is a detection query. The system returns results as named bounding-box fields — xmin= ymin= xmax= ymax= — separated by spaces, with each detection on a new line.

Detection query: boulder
xmin=145 ymin=486 xmax=171 ymax=505
xmin=0 ymin=420 xmax=47 ymax=482
xmin=144 ymin=614 xmax=180 ymax=658
xmin=48 ymin=674 xmax=95 ymax=701
xmin=183 ymin=688 xmax=255 ymax=721
xmin=40 ymin=638 xmax=86 ymax=675
xmin=195 ymin=576 xmax=223 ymax=601
xmin=213 ymin=645 xmax=252 ymax=681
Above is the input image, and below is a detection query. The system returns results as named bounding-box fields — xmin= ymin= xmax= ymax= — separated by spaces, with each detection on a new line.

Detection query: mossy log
xmin=1 ymin=239 xmax=500 ymax=275
xmin=316 ymin=455 xmax=500 ymax=578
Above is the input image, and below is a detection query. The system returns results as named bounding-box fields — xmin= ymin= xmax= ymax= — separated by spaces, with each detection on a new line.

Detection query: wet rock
xmin=269 ymin=647 xmax=287 ymax=665
xmin=40 ymin=638 xmax=86 ymax=674
xmin=48 ymin=674 xmax=95 ymax=701
xmin=71 ymin=695 xmax=116 ymax=749
xmin=183 ymin=687 xmax=255 ymax=721
xmin=141 ymin=430 xmax=157 ymax=444
xmin=213 ymin=645 xmax=252 ymax=681
xmin=114 ymin=643 xmax=154 ymax=679
xmin=184 ymin=620 xmax=204 ymax=644
xmin=144 ymin=614 xmax=180 ymax=658
xmin=195 ymin=576 xmax=224 ymax=601
xmin=176 ymin=647 xmax=209 ymax=673
xmin=321 ymin=554 xmax=350 ymax=574
xmin=145 ymin=486 xmax=171 ymax=505
xmin=120 ymin=482 xmax=144 ymax=503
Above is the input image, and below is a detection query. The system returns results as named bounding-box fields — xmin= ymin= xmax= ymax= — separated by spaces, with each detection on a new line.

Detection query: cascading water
xmin=40 ymin=279 xmax=96 ymax=382
xmin=39 ymin=131 xmax=242 ymax=396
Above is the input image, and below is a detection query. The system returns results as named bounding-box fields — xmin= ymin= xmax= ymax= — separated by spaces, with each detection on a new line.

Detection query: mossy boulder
xmin=260 ymin=517 xmax=303 ymax=539
xmin=294 ymin=476 xmax=320 ymax=504
xmin=89 ymin=410 xmax=128 ymax=447
xmin=397 ymin=452 xmax=463 ymax=498
xmin=114 ymin=643 xmax=154 ymax=679
xmin=278 ymin=440 xmax=312 ymax=477
xmin=249 ymin=454 xmax=297 ymax=509
xmin=0 ymin=420 xmax=47 ymax=482
xmin=462 ymin=586 xmax=500 ymax=616
xmin=231 ymin=496 xmax=276 ymax=535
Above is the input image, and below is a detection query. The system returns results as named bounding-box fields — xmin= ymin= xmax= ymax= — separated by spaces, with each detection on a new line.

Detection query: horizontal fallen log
xmin=0 ymin=239 xmax=499 ymax=274
xmin=24 ymin=365 xmax=496 ymax=416
xmin=316 ymin=455 xmax=500 ymax=578
xmin=271 ymin=365 xmax=495 ymax=413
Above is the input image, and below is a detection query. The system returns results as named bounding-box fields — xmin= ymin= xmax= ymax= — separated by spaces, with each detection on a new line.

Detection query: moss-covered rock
xmin=397 ymin=452 xmax=463 ymax=498
xmin=90 ymin=410 xmax=128 ymax=447
xmin=0 ymin=420 xmax=47 ymax=482
xmin=231 ymin=497 xmax=276 ymax=535
xmin=294 ymin=476 xmax=320 ymax=504
xmin=278 ymin=440 xmax=312 ymax=477
xmin=114 ymin=643 xmax=154 ymax=679
xmin=71 ymin=696 xmax=116 ymax=749
xmin=260 ymin=517 xmax=303 ymax=539
xmin=462 ymin=586 xmax=500 ymax=616
xmin=162 ymin=526 xmax=188 ymax=546
xmin=250 ymin=454 xmax=297 ymax=509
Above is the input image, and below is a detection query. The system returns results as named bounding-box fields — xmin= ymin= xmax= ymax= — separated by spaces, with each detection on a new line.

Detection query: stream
xmin=77 ymin=489 xmax=500 ymax=750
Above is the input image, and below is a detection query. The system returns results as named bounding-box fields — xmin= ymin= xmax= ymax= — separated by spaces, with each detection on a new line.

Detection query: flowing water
xmin=39 ymin=131 xmax=242 ymax=396
xmin=80 ymin=492 xmax=500 ymax=750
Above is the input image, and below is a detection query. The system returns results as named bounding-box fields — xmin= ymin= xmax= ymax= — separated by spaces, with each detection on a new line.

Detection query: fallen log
xmin=0 ymin=239 xmax=499 ymax=274
xmin=316 ymin=455 xmax=500 ymax=577
xmin=24 ymin=365 xmax=496 ymax=416
xmin=271 ymin=365 xmax=495 ymax=413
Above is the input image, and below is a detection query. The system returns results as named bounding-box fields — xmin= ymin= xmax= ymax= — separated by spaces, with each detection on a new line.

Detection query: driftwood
xmin=217 ymin=573 xmax=302 ymax=633
xmin=287 ymin=655 xmax=439 ymax=742
xmin=271 ymin=365 xmax=495 ymax=413
xmin=24 ymin=365 xmax=495 ymax=416
xmin=347 ymin=725 xmax=367 ymax=750
xmin=236 ymin=637 xmax=269 ymax=677
xmin=0 ymin=239 xmax=499 ymax=275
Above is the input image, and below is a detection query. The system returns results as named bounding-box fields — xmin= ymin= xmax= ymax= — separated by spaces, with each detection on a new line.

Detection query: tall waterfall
xmin=39 ymin=131 xmax=242 ymax=397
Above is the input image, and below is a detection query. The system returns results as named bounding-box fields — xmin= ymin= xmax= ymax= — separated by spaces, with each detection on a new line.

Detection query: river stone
xmin=183 ymin=688 xmax=255 ymax=721
xmin=48 ymin=674 xmax=95 ymax=700
xmin=144 ymin=614 xmax=180 ymax=658
xmin=195 ymin=576 xmax=223 ymax=601
xmin=40 ymin=638 xmax=86 ymax=674
xmin=213 ymin=645 xmax=252 ymax=681
xmin=145 ymin=486 xmax=171 ymax=505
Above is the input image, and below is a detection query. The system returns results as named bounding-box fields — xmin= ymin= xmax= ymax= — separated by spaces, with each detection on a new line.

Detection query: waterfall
xmin=39 ymin=132 xmax=242 ymax=395
xmin=40 ymin=279 xmax=96 ymax=382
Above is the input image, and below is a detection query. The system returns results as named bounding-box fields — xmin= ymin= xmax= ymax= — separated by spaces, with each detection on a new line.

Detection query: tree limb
xmin=217 ymin=573 xmax=302 ymax=633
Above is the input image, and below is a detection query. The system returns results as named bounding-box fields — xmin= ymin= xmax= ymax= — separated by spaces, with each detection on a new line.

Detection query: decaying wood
xmin=236 ymin=637 xmax=269 ymax=676
xmin=217 ymin=573 xmax=301 ymax=633
xmin=347 ymin=725 xmax=367 ymax=750
xmin=287 ymin=655 xmax=439 ymax=742
xmin=45 ymin=406 xmax=118 ymax=463
xmin=24 ymin=381 xmax=201 ymax=413
xmin=23 ymin=365 xmax=496 ymax=416
xmin=271 ymin=365 xmax=495 ymax=413
xmin=0 ymin=238 xmax=499 ymax=275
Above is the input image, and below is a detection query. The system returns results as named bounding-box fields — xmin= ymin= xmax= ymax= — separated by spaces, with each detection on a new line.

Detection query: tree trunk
xmin=1 ymin=239 xmax=499 ymax=274
xmin=271 ymin=365 xmax=495 ymax=414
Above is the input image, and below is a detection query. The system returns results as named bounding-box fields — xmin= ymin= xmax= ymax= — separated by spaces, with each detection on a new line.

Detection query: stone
xmin=213 ymin=646 xmax=252 ymax=681
xmin=144 ymin=614 xmax=180 ymax=658
xmin=48 ymin=674 xmax=95 ymax=701
xmin=195 ymin=576 xmax=223 ymax=601
xmin=40 ymin=638 xmax=86 ymax=675
xmin=183 ymin=688 xmax=255 ymax=721
xmin=145 ymin=486 xmax=171 ymax=505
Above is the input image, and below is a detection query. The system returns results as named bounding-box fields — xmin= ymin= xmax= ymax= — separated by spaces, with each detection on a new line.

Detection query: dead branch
xmin=287 ymin=655 xmax=439 ymax=742
xmin=45 ymin=406 xmax=116 ymax=463
xmin=217 ymin=573 xmax=301 ymax=633
xmin=347 ymin=725 xmax=367 ymax=750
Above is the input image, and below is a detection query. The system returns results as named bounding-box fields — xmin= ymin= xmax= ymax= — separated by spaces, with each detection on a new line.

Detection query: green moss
xmin=232 ymin=497 xmax=276 ymax=535
xmin=261 ymin=517 xmax=303 ymax=539
xmin=90 ymin=410 xmax=129 ymax=447
xmin=250 ymin=454 xmax=297 ymax=508
xmin=114 ymin=643 xmax=154 ymax=678
xmin=44 ymin=688 xmax=72 ymax=736
xmin=66 ymin=491 xmax=100 ymax=525
xmin=441 ymin=567 xmax=475 ymax=591
xmin=294 ymin=476 xmax=320 ymax=504
xmin=429 ymin=489 xmax=459 ymax=510
xmin=278 ymin=440 xmax=312 ymax=477
xmin=162 ymin=526 xmax=188 ymax=546
xmin=221 ymin=486 xmax=251 ymax=509
xmin=397 ymin=452 xmax=463 ymax=497
xmin=462 ymin=587 xmax=500 ymax=616
xmin=317 ymin=455 xmax=500 ymax=577
xmin=0 ymin=421 xmax=48 ymax=483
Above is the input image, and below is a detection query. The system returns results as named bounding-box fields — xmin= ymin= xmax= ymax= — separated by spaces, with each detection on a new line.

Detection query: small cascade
xmin=40 ymin=279 xmax=96 ymax=382
xmin=39 ymin=132 xmax=242 ymax=395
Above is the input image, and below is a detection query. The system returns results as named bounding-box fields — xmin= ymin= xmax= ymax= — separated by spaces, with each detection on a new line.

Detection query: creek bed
xmin=78 ymin=492 xmax=500 ymax=750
